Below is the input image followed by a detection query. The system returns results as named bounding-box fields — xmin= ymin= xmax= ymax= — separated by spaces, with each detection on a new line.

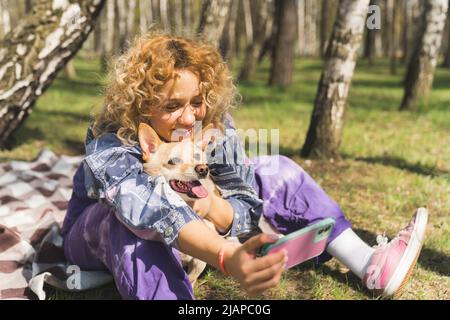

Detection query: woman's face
xmin=148 ymin=69 xmax=206 ymax=142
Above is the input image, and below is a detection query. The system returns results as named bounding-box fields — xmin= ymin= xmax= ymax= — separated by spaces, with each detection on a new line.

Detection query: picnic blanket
xmin=0 ymin=149 xmax=112 ymax=300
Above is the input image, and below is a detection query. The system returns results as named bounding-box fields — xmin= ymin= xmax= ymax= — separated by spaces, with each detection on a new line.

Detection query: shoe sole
xmin=383 ymin=208 xmax=428 ymax=298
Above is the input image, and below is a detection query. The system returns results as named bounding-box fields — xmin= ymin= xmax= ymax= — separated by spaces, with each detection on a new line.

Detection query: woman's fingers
xmin=242 ymin=233 xmax=279 ymax=253
xmin=244 ymin=257 xmax=287 ymax=287
xmin=245 ymin=249 xmax=287 ymax=273
xmin=245 ymin=263 xmax=285 ymax=297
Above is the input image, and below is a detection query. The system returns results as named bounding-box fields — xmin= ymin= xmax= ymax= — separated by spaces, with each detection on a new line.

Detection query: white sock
xmin=326 ymin=228 xmax=375 ymax=279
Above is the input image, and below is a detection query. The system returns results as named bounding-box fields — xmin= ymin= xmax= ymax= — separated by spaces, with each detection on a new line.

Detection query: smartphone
xmin=259 ymin=218 xmax=335 ymax=269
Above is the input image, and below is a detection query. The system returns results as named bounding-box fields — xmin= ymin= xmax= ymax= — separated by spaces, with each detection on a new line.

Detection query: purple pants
xmin=63 ymin=155 xmax=351 ymax=300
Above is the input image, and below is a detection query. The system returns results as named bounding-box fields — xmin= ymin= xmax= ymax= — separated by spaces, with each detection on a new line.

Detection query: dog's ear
xmin=138 ymin=123 xmax=161 ymax=161
xmin=198 ymin=123 xmax=223 ymax=151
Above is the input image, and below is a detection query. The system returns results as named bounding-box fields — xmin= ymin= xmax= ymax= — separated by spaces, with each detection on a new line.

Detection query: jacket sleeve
xmin=82 ymin=132 xmax=201 ymax=248
xmin=207 ymin=127 xmax=263 ymax=238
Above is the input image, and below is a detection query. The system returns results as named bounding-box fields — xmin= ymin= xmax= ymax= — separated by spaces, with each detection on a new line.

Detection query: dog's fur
xmin=138 ymin=122 xmax=222 ymax=284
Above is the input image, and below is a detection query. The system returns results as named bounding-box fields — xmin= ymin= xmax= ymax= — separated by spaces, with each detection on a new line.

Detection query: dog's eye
xmin=168 ymin=157 xmax=182 ymax=165
xmin=194 ymin=153 xmax=200 ymax=161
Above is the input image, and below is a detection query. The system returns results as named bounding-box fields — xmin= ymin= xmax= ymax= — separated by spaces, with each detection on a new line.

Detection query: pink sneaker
xmin=363 ymin=208 xmax=428 ymax=298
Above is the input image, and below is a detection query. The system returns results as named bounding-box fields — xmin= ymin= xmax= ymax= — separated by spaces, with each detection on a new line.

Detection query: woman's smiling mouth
xmin=172 ymin=127 xmax=194 ymax=140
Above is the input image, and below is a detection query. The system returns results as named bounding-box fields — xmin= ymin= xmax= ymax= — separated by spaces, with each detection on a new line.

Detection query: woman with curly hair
xmin=61 ymin=33 xmax=428 ymax=300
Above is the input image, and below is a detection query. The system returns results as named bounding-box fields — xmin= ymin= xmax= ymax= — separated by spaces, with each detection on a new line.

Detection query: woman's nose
xmin=178 ymin=105 xmax=196 ymax=126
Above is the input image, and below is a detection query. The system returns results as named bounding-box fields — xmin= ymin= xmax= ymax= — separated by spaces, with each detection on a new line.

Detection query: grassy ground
xmin=3 ymin=54 xmax=449 ymax=300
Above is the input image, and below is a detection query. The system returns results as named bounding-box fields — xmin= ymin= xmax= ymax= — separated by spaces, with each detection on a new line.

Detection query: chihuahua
xmin=138 ymin=122 xmax=223 ymax=284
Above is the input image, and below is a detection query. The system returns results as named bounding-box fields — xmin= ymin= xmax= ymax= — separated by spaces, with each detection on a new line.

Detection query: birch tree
xmin=301 ymin=0 xmax=370 ymax=159
xmin=0 ymin=0 xmax=11 ymax=38
xmin=219 ymin=0 xmax=238 ymax=65
xmin=400 ymin=0 xmax=448 ymax=111
xmin=182 ymin=0 xmax=192 ymax=36
xmin=0 ymin=0 xmax=105 ymax=148
xmin=197 ymin=0 xmax=231 ymax=47
xmin=238 ymin=0 xmax=272 ymax=81
xmin=139 ymin=0 xmax=153 ymax=34
xmin=444 ymin=5 xmax=450 ymax=67
xmin=269 ymin=0 xmax=297 ymax=87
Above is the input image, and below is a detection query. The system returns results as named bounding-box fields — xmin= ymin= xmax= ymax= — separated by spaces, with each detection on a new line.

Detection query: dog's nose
xmin=195 ymin=164 xmax=209 ymax=178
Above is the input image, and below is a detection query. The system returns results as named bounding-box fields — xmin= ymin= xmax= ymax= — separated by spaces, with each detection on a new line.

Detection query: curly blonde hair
xmin=91 ymin=32 xmax=240 ymax=145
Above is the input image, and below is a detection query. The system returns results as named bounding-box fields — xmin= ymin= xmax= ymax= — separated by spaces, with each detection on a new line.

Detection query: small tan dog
xmin=138 ymin=122 xmax=222 ymax=285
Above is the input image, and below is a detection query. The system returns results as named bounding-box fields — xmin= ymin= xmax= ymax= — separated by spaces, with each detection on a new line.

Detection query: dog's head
xmin=138 ymin=122 xmax=222 ymax=201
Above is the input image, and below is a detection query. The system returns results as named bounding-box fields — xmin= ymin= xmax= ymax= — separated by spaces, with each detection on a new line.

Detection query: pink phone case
xmin=260 ymin=218 xmax=335 ymax=269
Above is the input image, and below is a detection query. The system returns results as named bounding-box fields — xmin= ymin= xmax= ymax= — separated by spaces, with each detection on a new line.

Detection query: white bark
xmin=242 ymin=0 xmax=253 ymax=44
xmin=197 ymin=0 xmax=232 ymax=47
xmin=400 ymin=0 xmax=449 ymax=110
xmin=116 ymin=0 xmax=127 ymax=49
xmin=127 ymin=0 xmax=137 ymax=38
xmin=0 ymin=0 xmax=105 ymax=147
xmin=173 ymin=0 xmax=183 ymax=35
xmin=139 ymin=0 xmax=153 ymax=33
xmin=0 ymin=0 xmax=11 ymax=37
xmin=105 ymin=0 xmax=115 ymax=54
xmin=182 ymin=0 xmax=191 ymax=35
xmin=301 ymin=0 xmax=370 ymax=159
xmin=159 ymin=0 xmax=169 ymax=31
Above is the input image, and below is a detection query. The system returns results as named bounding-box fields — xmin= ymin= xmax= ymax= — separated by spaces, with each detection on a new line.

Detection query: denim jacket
xmin=62 ymin=114 xmax=263 ymax=249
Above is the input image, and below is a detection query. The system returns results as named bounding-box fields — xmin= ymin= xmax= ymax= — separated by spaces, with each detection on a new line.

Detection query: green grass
xmin=3 ymin=53 xmax=449 ymax=300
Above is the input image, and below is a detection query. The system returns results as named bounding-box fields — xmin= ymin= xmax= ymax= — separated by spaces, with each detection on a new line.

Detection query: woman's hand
xmin=223 ymin=234 xmax=288 ymax=297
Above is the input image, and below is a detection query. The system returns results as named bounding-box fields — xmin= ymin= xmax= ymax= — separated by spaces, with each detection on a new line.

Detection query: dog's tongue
xmin=170 ymin=179 xmax=209 ymax=199
xmin=189 ymin=181 xmax=208 ymax=198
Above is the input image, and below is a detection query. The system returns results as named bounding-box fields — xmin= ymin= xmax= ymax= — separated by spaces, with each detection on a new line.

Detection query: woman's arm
xmin=83 ymin=132 xmax=201 ymax=247
xmin=177 ymin=220 xmax=288 ymax=296
xmin=187 ymin=193 xmax=234 ymax=233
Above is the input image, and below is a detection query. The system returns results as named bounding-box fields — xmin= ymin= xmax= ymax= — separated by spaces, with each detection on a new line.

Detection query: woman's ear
xmin=138 ymin=123 xmax=161 ymax=161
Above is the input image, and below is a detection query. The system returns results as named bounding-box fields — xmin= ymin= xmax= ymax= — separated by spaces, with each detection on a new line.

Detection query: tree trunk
xmin=400 ymin=0 xmax=448 ymax=111
xmin=364 ymin=0 xmax=379 ymax=65
xmin=197 ymin=0 xmax=231 ymax=47
xmin=139 ymin=0 xmax=153 ymax=34
xmin=101 ymin=0 xmax=115 ymax=72
xmin=94 ymin=9 xmax=103 ymax=55
xmin=401 ymin=0 xmax=409 ymax=64
xmin=159 ymin=0 xmax=169 ymax=32
xmin=242 ymin=0 xmax=253 ymax=46
xmin=306 ymin=0 xmax=318 ymax=56
xmin=269 ymin=0 xmax=297 ymax=87
xmin=0 ymin=0 xmax=105 ymax=149
xmin=296 ymin=0 xmax=305 ymax=56
xmin=389 ymin=0 xmax=402 ymax=74
xmin=127 ymin=0 xmax=137 ymax=39
xmin=0 ymin=0 xmax=11 ymax=38
xmin=320 ymin=0 xmax=333 ymax=58
xmin=443 ymin=0 xmax=450 ymax=67
xmin=238 ymin=0 xmax=272 ymax=81
xmin=173 ymin=0 xmax=183 ymax=35
xmin=24 ymin=0 xmax=33 ymax=14
xmin=219 ymin=0 xmax=238 ymax=65
xmin=301 ymin=0 xmax=370 ymax=160
xmin=116 ymin=0 xmax=128 ymax=51
xmin=182 ymin=0 xmax=192 ymax=36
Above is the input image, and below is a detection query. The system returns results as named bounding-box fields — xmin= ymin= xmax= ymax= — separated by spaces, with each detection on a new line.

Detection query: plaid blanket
xmin=0 ymin=149 xmax=112 ymax=300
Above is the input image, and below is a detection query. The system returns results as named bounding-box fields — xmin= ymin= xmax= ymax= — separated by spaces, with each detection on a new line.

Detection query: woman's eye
xmin=191 ymin=101 xmax=203 ymax=107
xmin=168 ymin=158 xmax=182 ymax=165
xmin=165 ymin=104 xmax=180 ymax=112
